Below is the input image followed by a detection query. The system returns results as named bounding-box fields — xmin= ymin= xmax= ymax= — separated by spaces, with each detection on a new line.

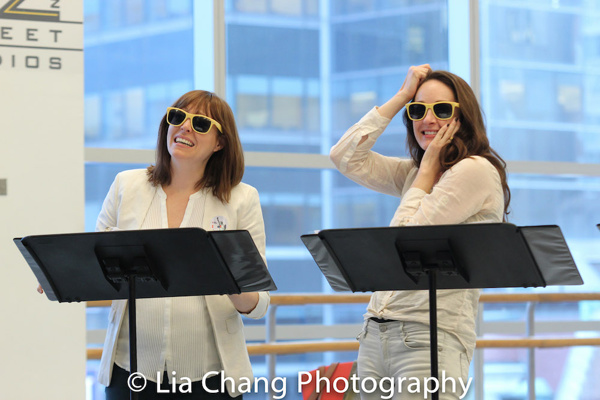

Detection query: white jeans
xmin=357 ymin=320 xmax=472 ymax=400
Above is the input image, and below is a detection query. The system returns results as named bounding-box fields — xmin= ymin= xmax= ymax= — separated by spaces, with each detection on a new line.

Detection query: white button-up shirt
xmin=114 ymin=187 xmax=221 ymax=383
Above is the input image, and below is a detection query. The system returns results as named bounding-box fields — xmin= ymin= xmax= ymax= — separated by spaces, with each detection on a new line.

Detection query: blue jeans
xmin=357 ymin=320 xmax=472 ymax=400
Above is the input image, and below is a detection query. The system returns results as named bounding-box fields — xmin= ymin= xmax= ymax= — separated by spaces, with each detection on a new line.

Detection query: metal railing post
xmin=474 ymin=302 xmax=484 ymax=400
xmin=526 ymin=302 xmax=537 ymax=400
xmin=266 ymin=304 xmax=278 ymax=400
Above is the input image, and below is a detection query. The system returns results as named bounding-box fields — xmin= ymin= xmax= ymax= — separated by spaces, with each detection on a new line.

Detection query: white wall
xmin=0 ymin=2 xmax=86 ymax=399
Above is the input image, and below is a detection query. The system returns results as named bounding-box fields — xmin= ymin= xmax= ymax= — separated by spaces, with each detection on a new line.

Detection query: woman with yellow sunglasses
xmin=330 ymin=65 xmax=510 ymax=400
xmin=95 ymin=90 xmax=269 ymax=399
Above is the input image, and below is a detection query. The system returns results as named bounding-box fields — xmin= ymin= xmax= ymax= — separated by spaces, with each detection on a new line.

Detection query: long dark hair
xmin=402 ymin=70 xmax=511 ymax=216
xmin=147 ymin=90 xmax=244 ymax=203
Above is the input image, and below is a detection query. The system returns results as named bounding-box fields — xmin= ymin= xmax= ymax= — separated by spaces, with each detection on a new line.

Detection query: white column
xmin=448 ymin=0 xmax=473 ymax=86
xmin=193 ymin=0 xmax=226 ymax=96
xmin=0 ymin=1 xmax=86 ymax=399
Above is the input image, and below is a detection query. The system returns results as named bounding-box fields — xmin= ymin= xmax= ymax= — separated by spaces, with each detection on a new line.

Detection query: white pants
xmin=357 ymin=320 xmax=472 ymax=400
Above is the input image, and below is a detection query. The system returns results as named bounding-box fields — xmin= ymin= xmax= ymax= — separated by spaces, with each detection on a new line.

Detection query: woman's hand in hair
xmin=399 ymin=64 xmax=432 ymax=99
xmin=412 ymin=118 xmax=460 ymax=193
xmin=378 ymin=64 xmax=432 ymax=120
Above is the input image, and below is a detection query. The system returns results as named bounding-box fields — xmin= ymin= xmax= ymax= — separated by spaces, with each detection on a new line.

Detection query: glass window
xmin=84 ymin=0 xmax=194 ymax=149
xmin=83 ymin=2 xmax=600 ymax=399
xmin=225 ymin=3 xmax=450 ymax=397
xmin=226 ymin=21 xmax=321 ymax=153
xmin=481 ymin=0 xmax=600 ymax=164
xmin=480 ymin=2 xmax=600 ymax=398
xmin=481 ymin=1 xmax=600 ymax=291
xmin=229 ymin=0 xmax=319 ymax=17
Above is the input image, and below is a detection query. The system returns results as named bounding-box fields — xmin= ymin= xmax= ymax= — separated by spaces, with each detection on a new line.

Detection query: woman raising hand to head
xmin=331 ymin=65 xmax=509 ymax=400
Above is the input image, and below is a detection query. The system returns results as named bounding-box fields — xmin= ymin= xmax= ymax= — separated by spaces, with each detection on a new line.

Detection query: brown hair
xmin=147 ymin=90 xmax=244 ymax=203
xmin=402 ymin=70 xmax=511 ymax=216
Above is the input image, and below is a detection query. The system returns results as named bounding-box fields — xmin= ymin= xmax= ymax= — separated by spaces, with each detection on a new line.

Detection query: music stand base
xmin=129 ymin=277 xmax=139 ymax=400
xmin=429 ymin=271 xmax=439 ymax=400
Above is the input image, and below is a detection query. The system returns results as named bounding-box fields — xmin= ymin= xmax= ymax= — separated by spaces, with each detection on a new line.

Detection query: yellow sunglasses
xmin=166 ymin=107 xmax=223 ymax=134
xmin=406 ymin=101 xmax=460 ymax=121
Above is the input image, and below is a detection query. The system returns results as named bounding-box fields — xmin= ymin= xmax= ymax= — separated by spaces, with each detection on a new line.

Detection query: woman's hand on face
xmin=419 ymin=118 xmax=461 ymax=178
xmin=398 ymin=64 xmax=432 ymax=100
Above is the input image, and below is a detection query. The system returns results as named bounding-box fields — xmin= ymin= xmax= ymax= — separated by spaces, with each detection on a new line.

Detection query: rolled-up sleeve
xmin=330 ymin=107 xmax=414 ymax=197
xmin=237 ymin=186 xmax=270 ymax=319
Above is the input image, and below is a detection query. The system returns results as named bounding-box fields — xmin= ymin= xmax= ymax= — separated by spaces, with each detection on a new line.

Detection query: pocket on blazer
xmin=225 ymin=315 xmax=242 ymax=334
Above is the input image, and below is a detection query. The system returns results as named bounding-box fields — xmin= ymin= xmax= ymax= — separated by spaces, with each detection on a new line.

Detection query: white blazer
xmin=96 ymin=169 xmax=270 ymax=396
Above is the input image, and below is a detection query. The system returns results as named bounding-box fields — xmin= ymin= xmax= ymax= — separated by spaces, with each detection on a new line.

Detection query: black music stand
xmin=15 ymin=228 xmax=276 ymax=400
xmin=302 ymin=223 xmax=582 ymax=400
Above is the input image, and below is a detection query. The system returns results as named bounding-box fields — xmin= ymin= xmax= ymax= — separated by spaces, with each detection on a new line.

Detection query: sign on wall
xmin=0 ymin=0 xmax=83 ymax=72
